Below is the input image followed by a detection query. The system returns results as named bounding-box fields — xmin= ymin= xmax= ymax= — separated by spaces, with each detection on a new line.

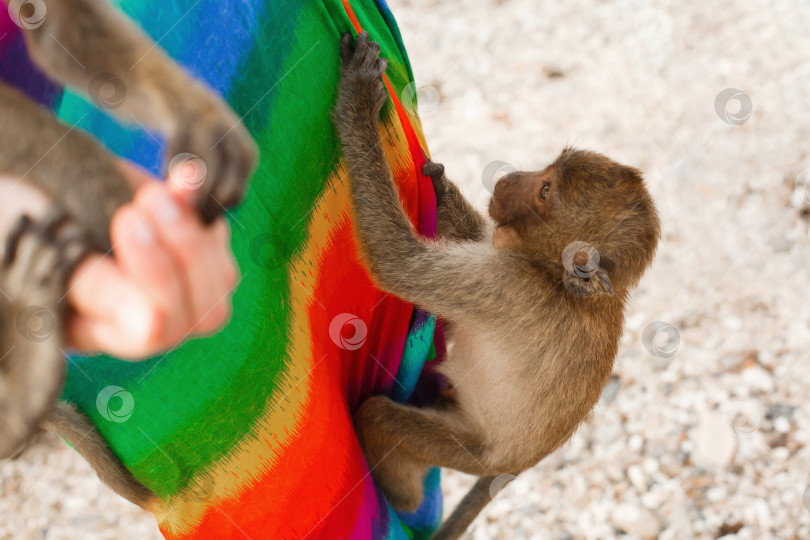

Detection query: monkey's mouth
xmin=487 ymin=198 xmax=507 ymax=225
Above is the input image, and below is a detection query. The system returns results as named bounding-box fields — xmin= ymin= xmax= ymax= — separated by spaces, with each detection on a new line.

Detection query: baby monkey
xmin=0 ymin=0 xmax=256 ymax=510
xmin=334 ymin=32 xmax=660 ymax=539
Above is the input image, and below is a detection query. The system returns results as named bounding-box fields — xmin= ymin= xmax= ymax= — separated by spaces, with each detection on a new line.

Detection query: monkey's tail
xmin=432 ymin=475 xmax=497 ymax=540
xmin=42 ymin=401 xmax=160 ymax=512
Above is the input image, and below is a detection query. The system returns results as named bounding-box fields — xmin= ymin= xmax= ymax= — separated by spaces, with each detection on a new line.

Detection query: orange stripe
xmin=342 ymin=0 xmax=361 ymax=31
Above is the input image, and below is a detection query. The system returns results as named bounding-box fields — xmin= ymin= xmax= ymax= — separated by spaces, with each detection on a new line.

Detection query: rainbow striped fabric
xmin=0 ymin=1 xmax=445 ymax=538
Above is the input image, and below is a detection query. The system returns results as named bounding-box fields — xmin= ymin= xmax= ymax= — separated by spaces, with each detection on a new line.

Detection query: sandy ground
xmin=3 ymin=0 xmax=810 ymax=538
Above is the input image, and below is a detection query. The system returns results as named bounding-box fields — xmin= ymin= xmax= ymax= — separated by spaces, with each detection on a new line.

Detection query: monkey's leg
xmin=0 ymin=211 xmax=90 ymax=458
xmin=431 ymin=476 xmax=497 ymax=540
xmin=355 ymin=396 xmax=489 ymax=512
xmin=0 ymin=83 xmax=132 ymax=251
xmin=422 ymin=160 xmax=487 ymax=243
xmin=17 ymin=0 xmax=257 ymax=223
xmin=42 ymin=402 xmax=160 ymax=512
xmin=360 ymin=396 xmax=509 ymax=539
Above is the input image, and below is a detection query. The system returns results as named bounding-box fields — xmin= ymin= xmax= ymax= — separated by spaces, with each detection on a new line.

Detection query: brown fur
xmin=334 ymin=32 xmax=660 ymax=538
xmin=42 ymin=402 xmax=161 ymax=512
xmin=0 ymin=0 xmax=257 ymax=510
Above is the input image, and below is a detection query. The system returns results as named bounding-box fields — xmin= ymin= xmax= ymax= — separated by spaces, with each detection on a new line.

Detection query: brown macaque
xmin=334 ymin=32 xmax=660 ymax=539
xmin=0 ymin=0 xmax=257 ymax=511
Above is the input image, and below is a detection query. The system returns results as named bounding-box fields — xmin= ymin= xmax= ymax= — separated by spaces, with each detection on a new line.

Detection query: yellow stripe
xmin=154 ymin=108 xmax=419 ymax=535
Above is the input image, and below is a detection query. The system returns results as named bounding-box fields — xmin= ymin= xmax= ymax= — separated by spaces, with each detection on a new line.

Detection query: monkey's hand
xmin=337 ymin=31 xmax=389 ymax=126
xmin=423 ymin=158 xmax=489 ymax=242
xmin=0 ymin=210 xmax=91 ymax=458
xmin=19 ymin=0 xmax=258 ymax=226
xmin=2 ymin=210 xmax=92 ymax=308
xmin=166 ymin=95 xmax=258 ymax=224
xmin=422 ymin=159 xmax=447 ymax=206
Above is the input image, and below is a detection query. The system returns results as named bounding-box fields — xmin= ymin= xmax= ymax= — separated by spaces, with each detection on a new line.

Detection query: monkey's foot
xmin=0 ymin=209 xmax=87 ymax=459
xmin=355 ymin=396 xmax=426 ymax=513
xmin=2 ymin=209 xmax=91 ymax=303
xmin=377 ymin=467 xmax=425 ymax=514
xmin=338 ymin=31 xmax=389 ymax=117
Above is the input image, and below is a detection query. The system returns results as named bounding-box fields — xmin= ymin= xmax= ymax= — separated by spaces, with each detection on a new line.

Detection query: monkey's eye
xmin=539 ymin=182 xmax=551 ymax=200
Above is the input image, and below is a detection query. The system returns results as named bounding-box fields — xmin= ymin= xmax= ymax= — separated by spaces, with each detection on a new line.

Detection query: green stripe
xmin=64 ymin=0 xmax=416 ymax=497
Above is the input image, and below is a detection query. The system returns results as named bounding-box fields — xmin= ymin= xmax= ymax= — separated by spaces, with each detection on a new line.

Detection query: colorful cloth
xmin=0 ymin=1 xmax=444 ymax=538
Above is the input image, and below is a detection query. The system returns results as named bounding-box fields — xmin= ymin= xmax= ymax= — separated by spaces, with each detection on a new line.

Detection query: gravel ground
xmin=4 ymin=1 xmax=810 ymax=538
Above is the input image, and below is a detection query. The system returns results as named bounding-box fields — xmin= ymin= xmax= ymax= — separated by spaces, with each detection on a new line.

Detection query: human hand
xmin=65 ymin=160 xmax=238 ymax=358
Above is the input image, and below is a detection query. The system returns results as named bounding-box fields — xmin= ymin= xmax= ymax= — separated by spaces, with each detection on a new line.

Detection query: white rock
xmin=642 ymin=457 xmax=659 ymax=475
xmin=753 ymin=498 xmax=771 ymax=527
xmin=774 ymin=417 xmax=791 ymax=433
xmin=741 ymin=367 xmax=774 ymax=393
xmin=724 ymin=316 xmax=743 ymax=331
xmin=628 ymin=465 xmax=647 ymax=492
xmin=610 ymin=503 xmax=662 ymax=539
xmin=692 ymin=411 xmax=737 ymax=468
xmin=706 ymin=486 xmax=727 ymax=502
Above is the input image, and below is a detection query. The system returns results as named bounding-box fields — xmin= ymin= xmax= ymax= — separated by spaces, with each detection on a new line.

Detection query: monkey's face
xmin=488 ymin=168 xmax=554 ymax=228
xmin=488 ymin=164 xmax=558 ymax=257
xmin=488 ymin=148 xmax=660 ymax=295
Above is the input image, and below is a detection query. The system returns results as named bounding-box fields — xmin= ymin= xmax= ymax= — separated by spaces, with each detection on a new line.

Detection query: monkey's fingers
xmin=2 ymin=214 xmax=33 ymax=268
xmin=166 ymin=115 xmax=257 ymax=226
xmin=354 ymin=31 xmax=370 ymax=64
xmin=340 ymin=32 xmax=353 ymax=64
xmin=341 ymin=31 xmax=388 ymax=76
xmin=38 ymin=210 xmax=93 ymax=280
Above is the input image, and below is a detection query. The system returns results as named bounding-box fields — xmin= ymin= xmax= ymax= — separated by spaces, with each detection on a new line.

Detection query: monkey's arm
xmin=335 ymin=33 xmax=523 ymax=321
xmin=19 ymin=0 xmax=256 ymax=222
xmin=422 ymin=160 xmax=488 ymax=242
xmin=0 ymin=83 xmax=132 ymax=251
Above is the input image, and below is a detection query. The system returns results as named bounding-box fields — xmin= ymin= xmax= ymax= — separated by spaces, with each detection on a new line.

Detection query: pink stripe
xmin=0 ymin=8 xmax=19 ymax=45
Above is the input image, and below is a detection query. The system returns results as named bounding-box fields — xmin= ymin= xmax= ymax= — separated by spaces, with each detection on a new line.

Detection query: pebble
xmin=610 ymin=503 xmax=662 ymax=539
xmin=692 ymin=411 xmax=737 ymax=469
xmin=627 ymin=465 xmax=647 ymax=492
xmin=740 ymin=366 xmax=775 ymax=393
xmin=774 ymin=417 xmax=791 ymax=433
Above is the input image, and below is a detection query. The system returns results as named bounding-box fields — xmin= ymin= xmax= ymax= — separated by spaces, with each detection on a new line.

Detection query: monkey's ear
xmin=562 ymin=267 xmax=614 ymax=297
